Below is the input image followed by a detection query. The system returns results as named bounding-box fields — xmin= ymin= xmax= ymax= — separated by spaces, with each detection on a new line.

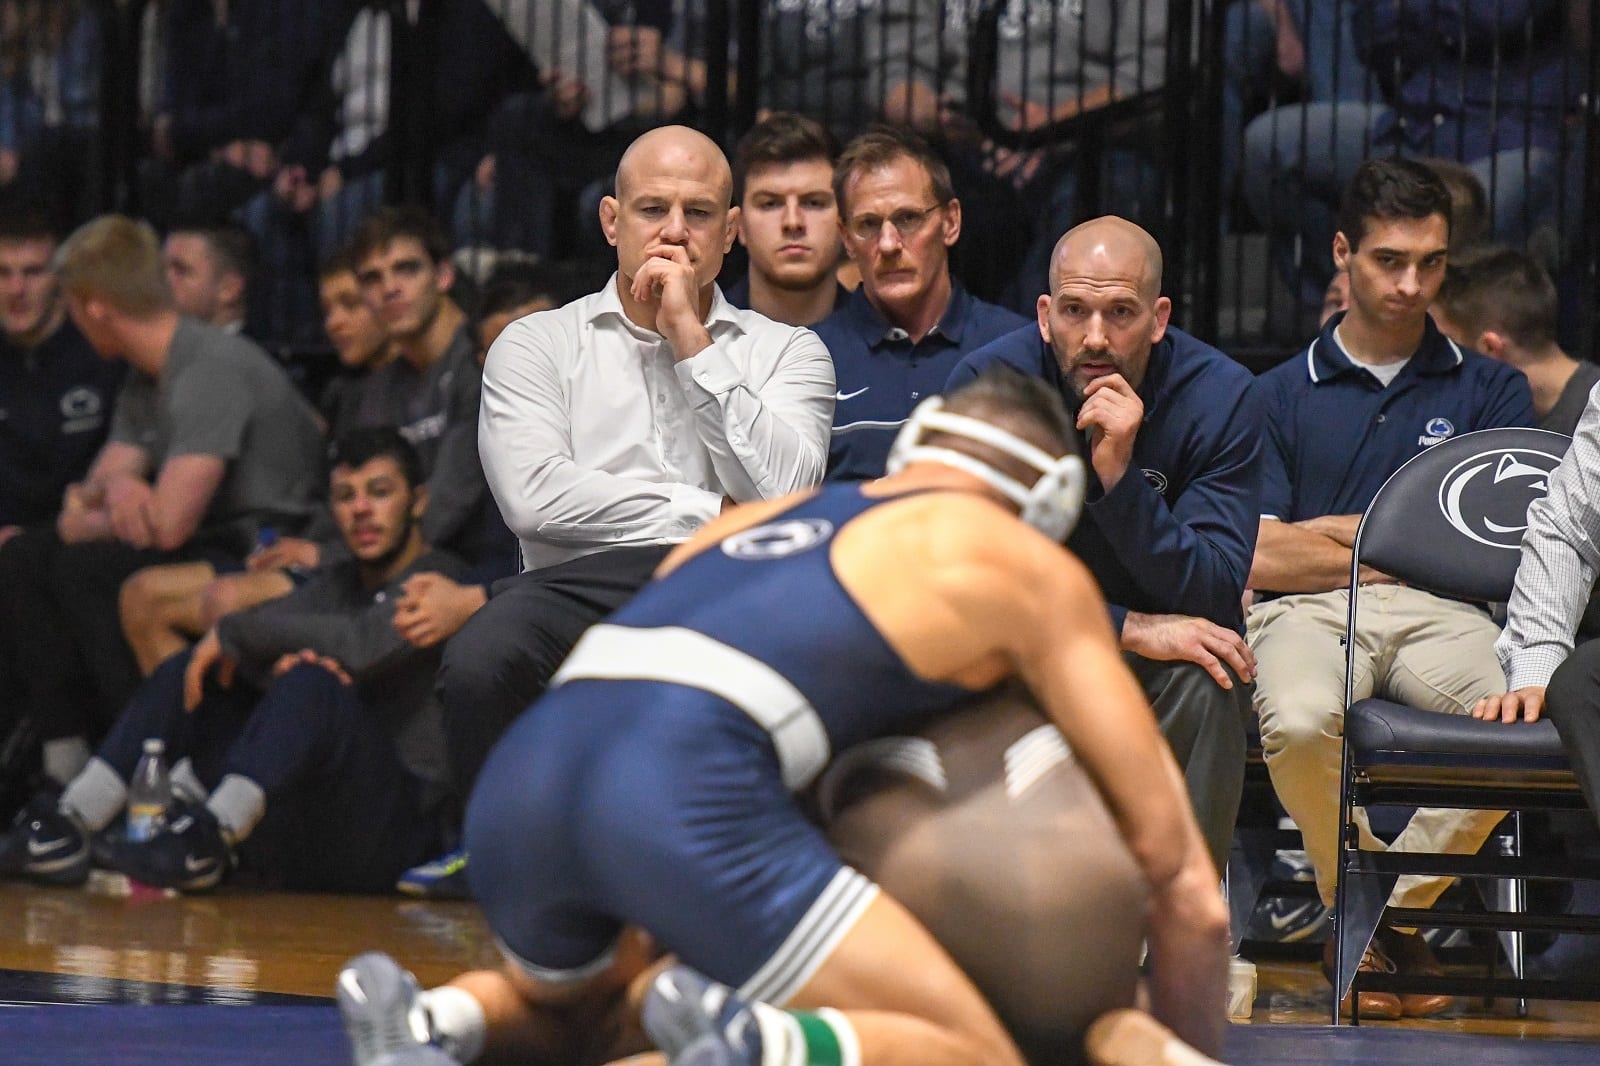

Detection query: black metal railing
xmin=1 ymin=0 xmax=1591 ymax=363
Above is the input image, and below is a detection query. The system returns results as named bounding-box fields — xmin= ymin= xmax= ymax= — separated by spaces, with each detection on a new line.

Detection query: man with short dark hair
xmin=948 ymin=216 xmax=1263 ymax=870
xmin=0 ymin=428 xmax=471 ymax=894
xmin=1248 ymin=158 xmax=1535 ymax=1018
xmin=162 ymin=222 xmax=256 ymax=336
xmin=816 ymin=125 xmax=1027 ymax=481
xmin=0 ymin=213 xmax=123 ymax=541
xmin=1434 ymin=244 xmax=1600 ymax=436
xmin=726 ymin=112 xmax=845 ymax=327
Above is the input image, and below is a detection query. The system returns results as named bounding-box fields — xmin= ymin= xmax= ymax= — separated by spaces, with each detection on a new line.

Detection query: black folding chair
xmin=1330 ymin=426 xmax=1600 ymax=1022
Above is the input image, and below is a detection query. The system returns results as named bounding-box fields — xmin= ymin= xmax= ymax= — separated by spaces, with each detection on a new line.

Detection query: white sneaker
xmin=336 ymin=952 xmax=459 ymax=1066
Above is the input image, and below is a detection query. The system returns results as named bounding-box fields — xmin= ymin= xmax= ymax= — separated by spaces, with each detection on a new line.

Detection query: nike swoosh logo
xmin=834 ymin=387 xmax=869 ymax=401
xmin=185 ymin=855 xmax=217 ymax=874
xmin=27 ymin=836 xmax=69 ymax=857
xmin=1268 ymin=907 xmax=1315 ymax=930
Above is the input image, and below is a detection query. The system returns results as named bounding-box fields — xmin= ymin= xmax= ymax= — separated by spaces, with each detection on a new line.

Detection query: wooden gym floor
xmin=3 ymin=880 xmax=1600 ymax=1062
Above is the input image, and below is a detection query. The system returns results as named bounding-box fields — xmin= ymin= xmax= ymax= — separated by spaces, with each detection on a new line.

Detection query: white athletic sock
xmin=419 ymin=985 xmax=486 ymax=1063
xmin=42 ymin=736 xmax=91 ymax=787
xmin=205 ymin=774 xmax=266 ymax=843
xmin=58 ymin=756 xmax=126 ymax=833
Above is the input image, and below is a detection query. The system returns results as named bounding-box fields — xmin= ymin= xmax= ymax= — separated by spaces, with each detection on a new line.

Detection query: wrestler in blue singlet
xmin=465 ymin=483 xmax=989 ymax=1005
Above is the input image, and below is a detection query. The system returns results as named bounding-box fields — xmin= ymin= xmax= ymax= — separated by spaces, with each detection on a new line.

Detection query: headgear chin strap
xmin=885 ymin=396 xmax=1086 ymax=542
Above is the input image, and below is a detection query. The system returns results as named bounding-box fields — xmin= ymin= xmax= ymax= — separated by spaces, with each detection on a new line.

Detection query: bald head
xmin=1047 ymin=216 xmax=1163 ymax=301
xmin=615 ymin=125 xmax=733 ymax=208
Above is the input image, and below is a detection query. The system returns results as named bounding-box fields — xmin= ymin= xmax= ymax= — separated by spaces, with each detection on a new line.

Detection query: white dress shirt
xmin=1498 ymin=382 xmax=1600 ymax=689
xmin=480 ymin=275 xmax=836 ymax=571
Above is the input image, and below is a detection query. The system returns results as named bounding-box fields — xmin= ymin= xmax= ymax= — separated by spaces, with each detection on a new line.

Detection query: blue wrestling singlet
xmin=465 ymin=484 xmax=991 ymax=1005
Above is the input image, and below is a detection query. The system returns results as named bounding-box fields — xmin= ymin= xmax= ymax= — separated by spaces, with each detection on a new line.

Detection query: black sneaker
xmin=105 ymin=798 xmax=232 ymax=892
xmin=0 ymin=792 xmax=90 ymax=886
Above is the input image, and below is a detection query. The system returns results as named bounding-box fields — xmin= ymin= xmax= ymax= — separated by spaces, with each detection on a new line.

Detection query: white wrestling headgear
xmin=885 ymin=396 xmax=1087 ymax=542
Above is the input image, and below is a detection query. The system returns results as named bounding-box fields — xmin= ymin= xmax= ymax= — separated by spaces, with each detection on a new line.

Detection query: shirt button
xmin=1376 ymin=414 xmax=1386 ymax=423
xmin=1433 ymin=113 xmax=1445 ymax=126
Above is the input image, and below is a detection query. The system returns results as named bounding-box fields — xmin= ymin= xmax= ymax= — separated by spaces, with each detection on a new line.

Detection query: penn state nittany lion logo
xmin=722 ymin=518 xmax=834 ymax=560
xmin=1437 ymin=448 xmax=1563 ymax=548
xmin=1419 ymin=416 xmax=1456 ymax=447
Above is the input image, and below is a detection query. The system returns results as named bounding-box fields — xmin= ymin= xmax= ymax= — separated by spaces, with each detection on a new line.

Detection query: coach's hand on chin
xmin=1120 ymin=611 xmax=1257 ymax=691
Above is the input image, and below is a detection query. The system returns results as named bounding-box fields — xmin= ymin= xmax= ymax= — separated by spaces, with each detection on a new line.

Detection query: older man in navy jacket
xmin=949 ymin=215 xmax=1263 ymax=869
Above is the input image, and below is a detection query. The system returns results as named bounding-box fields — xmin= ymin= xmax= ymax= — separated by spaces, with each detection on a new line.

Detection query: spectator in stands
xmin=725 ymin=112 xmax=846 ymax=328
xmin=243 ymin=0 xmax=530 ymax=342
xmin=0 ymin=212 xmax=123 ymax=537
xmin=469 ymin=261 xmax=572 ymax=365
xmin=1222 ymin=1 xmax=1376 ymax=218
xmin=817 ymin=125 xmax=1028 ymax=480
xmin=140 ymin=0 xmax=323 ymax=227
xmin=317 ymin=247 xmax=397 ymax=431
xmin=120 ymin=207 xmax=487 ymax=675
xmin=1320 ymin=269 xmax=1349 ymax=328
xmin=1434 ymin=245 xmax=1600 ymax=436
xmin=1421 ymin=158 xmax=1492 ymax=256
xmin=0 ymin=0 xmax=100 ymax=231
xmin=943 ymin=0 xmax=1171 ymax=308
xmin=947 ymin=215 xmax=1263 ymax=870
xmin=455 ymin=0 xmax=678 ymax=260
xmin=162 ymin=222 xmax=255 ymax=336
xmin=0 ymin=428 xmax=469 ymax=894
xmin=0 ymin=215 xmax=323 ymax=795
xmin=433 ymin=126 xmax=833 ymax=873
xmin=1242 ymin=0 xmax=1579 ymax=333
xmin=620 ymin=0 xmax=955 ymax=136
xmin=1247 ymin=159 xmax=1534 ymax=1019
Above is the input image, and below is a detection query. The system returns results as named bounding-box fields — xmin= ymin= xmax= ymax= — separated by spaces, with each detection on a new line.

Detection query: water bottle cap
xmin=256 ymin=526 xmax=279 ymax=548
xmin=142 ymin=737 xmax=164 ymax=754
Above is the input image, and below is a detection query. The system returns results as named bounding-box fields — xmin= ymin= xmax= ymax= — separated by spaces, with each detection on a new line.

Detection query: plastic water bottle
xmin=126 ymin=738 xmax=171 ymax=843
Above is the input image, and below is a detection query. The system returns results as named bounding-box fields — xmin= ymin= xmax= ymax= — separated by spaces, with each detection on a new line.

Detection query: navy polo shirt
xmin=950 ymin=324 xmax=1264 ymax=633
xmin=816 ymin=282 xmax=1029 ymax=481
xmin=1255 ymin=313 xmax=1534 ymax=523
xmin=722 ymin=276 xmax=850 ymax=317
xmin=0 ymin=320 xmax=125 ymax=526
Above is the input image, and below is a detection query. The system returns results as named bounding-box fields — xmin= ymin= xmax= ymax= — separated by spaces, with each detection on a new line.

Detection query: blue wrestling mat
xmin=5 ymin=1007 xmax=1599 ymax=1065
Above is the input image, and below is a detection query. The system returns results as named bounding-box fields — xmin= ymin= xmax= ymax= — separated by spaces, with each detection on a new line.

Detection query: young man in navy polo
xmin=816 ymin=126 xmax=1027 ymax=480
xmin=949 ymin=216 xmax=1263 ymax=872
xmin=1247 ymin=158 xmax=1533 ymax=1020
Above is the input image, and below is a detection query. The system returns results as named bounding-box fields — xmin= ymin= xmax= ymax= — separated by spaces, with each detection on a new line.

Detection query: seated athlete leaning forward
xmin=336 ymin=368 xmax=1231 ymax=1066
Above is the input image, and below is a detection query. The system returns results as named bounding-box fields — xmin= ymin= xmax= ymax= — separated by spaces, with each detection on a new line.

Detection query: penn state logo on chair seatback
xmin=1437 ymin=447 xmax=1564 ymax=548
xmin=722 ymin=517 xmax=834 ymax=560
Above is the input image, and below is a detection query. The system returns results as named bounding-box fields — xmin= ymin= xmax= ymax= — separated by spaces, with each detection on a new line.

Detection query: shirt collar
xmin=846 ymin=279 xmax=971 ymax=348
xmin=1304 ymin=311 xmax=1463 ymax=385
xmin=588 ymin=272 xmax=743 ymax=338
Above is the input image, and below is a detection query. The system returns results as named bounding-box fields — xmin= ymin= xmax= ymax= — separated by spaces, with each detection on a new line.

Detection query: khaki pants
xmin=1247 ymin=585 xmax=1508 ymax=909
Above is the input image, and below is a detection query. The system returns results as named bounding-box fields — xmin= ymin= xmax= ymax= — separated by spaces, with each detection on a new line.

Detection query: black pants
xmin=0 ymin=529 xmax=239 ymax=748
xmin=1126 ymin=654 xmax=1252 ymax=873
xmin=436 ymin=545 xmax=673 ymax=799
xmin=1546 ymin=638 xmax=1600 ymax=830
xmin=104 ymin=651 xmax=443 ymax=892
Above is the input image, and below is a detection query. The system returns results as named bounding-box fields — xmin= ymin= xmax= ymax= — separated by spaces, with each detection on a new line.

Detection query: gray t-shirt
xmin=1540 ymin=360 xmax=1600 ymax=437
xmin=109 ymin=317 xmax=323 ymax=553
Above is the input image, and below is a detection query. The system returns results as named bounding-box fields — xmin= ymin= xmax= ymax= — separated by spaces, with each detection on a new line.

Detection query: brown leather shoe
xmin=1322 ymin=937 xmax=1403 ymax=1020
xmin=1382 ymin=929 xmax=1456 ymax=1018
